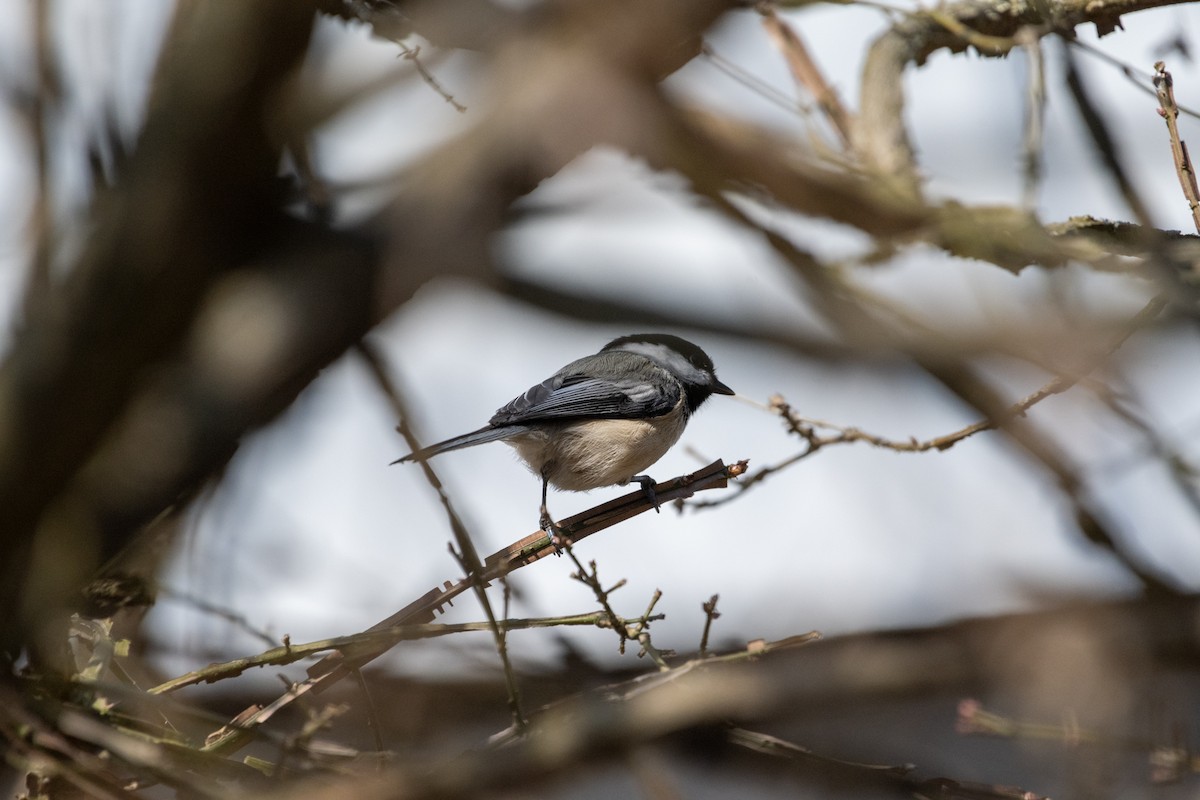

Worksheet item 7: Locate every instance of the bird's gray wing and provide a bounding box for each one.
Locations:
[490,372,679,425]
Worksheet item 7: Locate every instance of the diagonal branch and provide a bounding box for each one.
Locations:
[356,341,527,731]
[195,458,744,756]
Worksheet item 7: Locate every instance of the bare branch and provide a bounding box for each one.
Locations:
[759,5,854,148]
[1153,61,1200,234]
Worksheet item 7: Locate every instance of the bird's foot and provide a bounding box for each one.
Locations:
[540,507,567,555]
[631,475,660,513]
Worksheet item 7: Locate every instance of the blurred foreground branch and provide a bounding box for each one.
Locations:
[244,593,1200,800]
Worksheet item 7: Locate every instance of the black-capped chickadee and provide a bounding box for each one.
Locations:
[393,333,734,539]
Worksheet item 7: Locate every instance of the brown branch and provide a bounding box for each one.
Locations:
[698,594,720,657]
[261,592,1200,800]
[854,0,1193,188]
[0,1,321,656]
[1018,27,1047,210]
[355,341,526,732]
[758,4,854,148]
[1064,48,1156,227]
[1154,61,1200,234]
[689,387,1024,510]
[1064,50,1200,307]
[194,458,744,756]
[150,611,663,695]
[563,549,633,654]
[727,726,914,778]
[922,360,1180,596]
[23,0,58,319]
[633,589,668,667]
[397,42,466,113]
[692,293,1167,511]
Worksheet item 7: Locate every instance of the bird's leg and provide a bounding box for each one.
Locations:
[631,474,660,513]
[539,473,566,554]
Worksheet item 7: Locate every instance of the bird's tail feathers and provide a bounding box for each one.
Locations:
[390,425,521,465]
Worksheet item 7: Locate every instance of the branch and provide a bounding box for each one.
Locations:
[854,0,1193,188]
[150,611,663,695]
[1154,61,1200,234]
[194,458,745,756]
[355,341,529,731]
[0,1,320,655]
[758,5,854,148]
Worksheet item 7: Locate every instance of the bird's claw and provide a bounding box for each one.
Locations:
[632,475,660,513]
[540,509,567,556]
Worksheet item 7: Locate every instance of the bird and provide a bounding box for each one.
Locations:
[392,333,734,544]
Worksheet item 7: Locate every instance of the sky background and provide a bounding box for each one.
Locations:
[3,1,1200,681]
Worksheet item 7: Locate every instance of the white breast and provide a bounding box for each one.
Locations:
[506,400,689,492]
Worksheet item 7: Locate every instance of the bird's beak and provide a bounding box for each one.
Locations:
[712,378,735,396]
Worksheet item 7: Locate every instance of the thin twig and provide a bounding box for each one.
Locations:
[447,543,527,732]
[1064,49,1155,227]
[692,294,1167,510]
[356,341,526,732]
[604,632,822,703]
[728,725,913,775]
[151,611,664,694]
[698,594,720,657]
[1072,38,1200,120]
[397,42,466,113]
[758,4,854,147]
[351,669,385,758]
[1083,378,1200,519]
[1018,27,1046,211]
[635,590,671,669]
[564,548,631,654]
[23,0,58,318]
[279,702,349,775]
[1153,61,1200,234]
[699,41,812,119]
[635,589,664,641]
[956,696,1194,772]
[636,628,674,671]
[159,587,280,649]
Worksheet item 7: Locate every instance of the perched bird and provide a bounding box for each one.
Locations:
[392,333,734,540]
